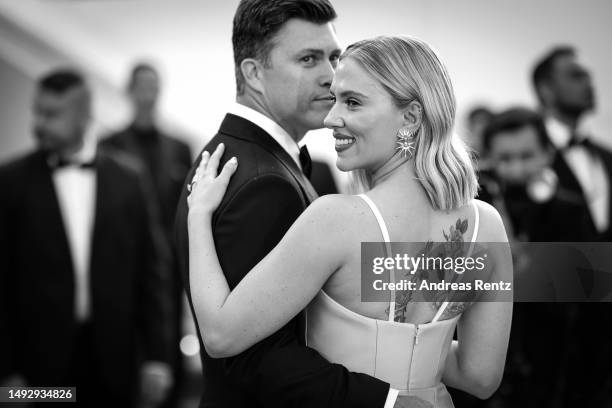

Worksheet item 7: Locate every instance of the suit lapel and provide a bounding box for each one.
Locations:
[219,114,318,203]
[553,152,584,197]
[591,143,612,238]
[90,153,108,285]
[554,143,612,239]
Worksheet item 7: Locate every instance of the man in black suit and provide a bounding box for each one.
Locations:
[0,69,173,407]
[174,1,411,407]
[101,63,193,407]
[533,46,612,242]
[530,47,612,406]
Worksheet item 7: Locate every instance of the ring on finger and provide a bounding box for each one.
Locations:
[187,174,201,192]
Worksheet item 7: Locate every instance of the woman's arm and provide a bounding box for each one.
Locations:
[442,201,513,399]
[187,144,347,357]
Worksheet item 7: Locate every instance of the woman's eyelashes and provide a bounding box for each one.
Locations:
[345,98,361,108]
[329,94,361,110]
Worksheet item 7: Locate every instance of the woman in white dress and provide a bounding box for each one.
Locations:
[186,35,512,407]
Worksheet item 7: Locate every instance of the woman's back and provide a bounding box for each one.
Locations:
[306,190,482,407]
[320,184,482,323]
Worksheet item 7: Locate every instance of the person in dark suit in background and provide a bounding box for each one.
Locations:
[533,46,612,242]
[530,46,612,408]
[482,107,590,242]
[101,63,192,407]
[466,105,494,164]
[175,1,412,407]
[0,69,173,407]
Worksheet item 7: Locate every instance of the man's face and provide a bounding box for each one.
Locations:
[489,125,550,186]
[130,69,160,110]
[33,87,89,154]
[260,19,341,137]
[549,54,595,115]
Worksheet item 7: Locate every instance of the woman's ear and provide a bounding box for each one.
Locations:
[402,100,423,130]
[240,58,266,94]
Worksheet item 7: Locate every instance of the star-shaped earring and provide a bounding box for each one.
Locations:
[396,127,416,158]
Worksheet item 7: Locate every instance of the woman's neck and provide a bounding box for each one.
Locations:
[370,151,412,187]
[368,152,426,202]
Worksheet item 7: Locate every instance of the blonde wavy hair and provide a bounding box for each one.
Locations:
[343,35,477,211]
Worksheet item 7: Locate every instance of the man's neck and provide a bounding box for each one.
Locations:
[57,140,84,159]
[545,107,581,131]
[236,94,305,143]
[133,109,155,129]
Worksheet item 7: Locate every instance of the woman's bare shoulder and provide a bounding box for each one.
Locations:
[305,194,370,218]
[299,194,379,242]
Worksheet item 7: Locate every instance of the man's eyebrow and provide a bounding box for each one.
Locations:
[297,49,325,56]
[297,48,342,56]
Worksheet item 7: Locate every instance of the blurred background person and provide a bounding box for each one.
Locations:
[466,105,496,205]
[466,105,494,164]
[100,63,192,407]
[479,108,589,408]
[531,45,612,407]
[0,69,173,408]
[482,107,590,242]
[533,45,612,242]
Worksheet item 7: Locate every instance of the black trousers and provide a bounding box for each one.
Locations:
[56,323,133,408]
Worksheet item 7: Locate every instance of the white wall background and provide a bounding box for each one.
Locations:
[1,0,611,168]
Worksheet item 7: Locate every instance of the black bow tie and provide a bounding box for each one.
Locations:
[564,136,593,151]
[48,155,96,170]
[299,145,312,179]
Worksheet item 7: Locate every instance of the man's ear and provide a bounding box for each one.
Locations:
[240,58,266,94]
[537,82,555,107]
[402,100,423,130]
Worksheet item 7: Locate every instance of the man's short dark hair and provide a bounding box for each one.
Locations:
[483,107,550,152]
[128,62,158,90]
[531,45,575,104]
[467,106,494,125]
[232,0,337,94]
[38,69,86,95]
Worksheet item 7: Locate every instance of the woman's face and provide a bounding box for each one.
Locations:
[324,57,405,172]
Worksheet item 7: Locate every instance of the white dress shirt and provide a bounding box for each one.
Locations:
[228,103,302,169]
[51,130,97,322]
[546,116,609,232]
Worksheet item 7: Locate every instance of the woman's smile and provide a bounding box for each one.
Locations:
[333,133,356,152]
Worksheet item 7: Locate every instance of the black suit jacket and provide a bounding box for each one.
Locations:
[552,140,612,241]
[174,114,389,408]
[100,126,192,376]
[101,125,192,233]
[310,160,339,196]
[0,149,172,397]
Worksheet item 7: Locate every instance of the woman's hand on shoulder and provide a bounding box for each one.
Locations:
[187,143,238,219]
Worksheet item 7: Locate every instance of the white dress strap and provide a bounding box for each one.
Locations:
[431,301,449,323]
[358,194,391,242]
[467,200,480,257]
[470,201,480,243]
[357,194,396,322]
